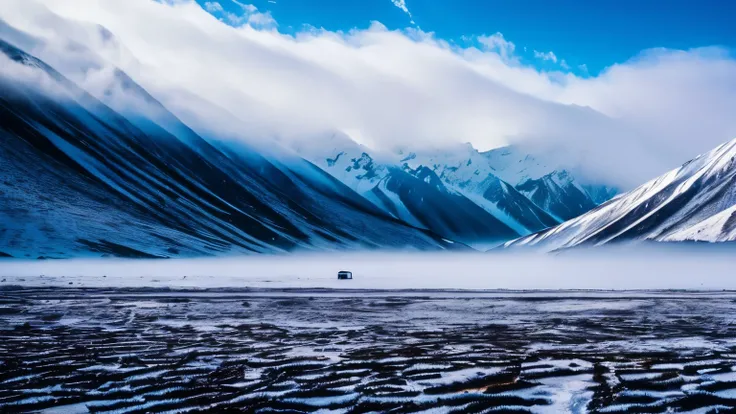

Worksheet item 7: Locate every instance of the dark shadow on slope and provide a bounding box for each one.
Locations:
[0,37,460,256]
[76,239,167,259]
[482,175,559,232]
[382,167,519,244]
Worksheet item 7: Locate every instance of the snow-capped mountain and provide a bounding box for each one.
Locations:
[403,144,616,229]
[0,38,460,258]
[0,18,616,257]
[295,136,614,247]
[398,144,558,235]
[482,146,616,221]
[292,135,520,247]
[505,138,736,251]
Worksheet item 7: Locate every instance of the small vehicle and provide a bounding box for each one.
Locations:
[337,270,353,280]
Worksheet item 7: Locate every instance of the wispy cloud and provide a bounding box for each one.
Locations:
[477,32,516,62]
[390,0,415,25]
[533,50,558,63]
[219,0,275,28]
[203,1,223,13]
[247,12,275,27]
[230,0,253,11]
[3,0,736,190]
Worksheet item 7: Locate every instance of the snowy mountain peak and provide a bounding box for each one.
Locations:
[402,164,450,193]
[290,134,615,247]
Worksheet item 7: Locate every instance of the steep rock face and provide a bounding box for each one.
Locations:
[480,175,559,232]
[482,146,612,221]
[398,144,611,234]
[381,167,519,245]
[515,171,597,222]
[506,138,736,251]
[0,39,457,258]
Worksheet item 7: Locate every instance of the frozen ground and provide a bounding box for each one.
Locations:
[1,248,736,290]
[2,250,736,412]
[2,288,736,413]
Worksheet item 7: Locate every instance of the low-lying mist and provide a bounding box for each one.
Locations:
[0,245,734,290]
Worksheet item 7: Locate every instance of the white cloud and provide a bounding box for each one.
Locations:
[477,32,516,62]
[390,0,415,25]
[224,12,241,25]
[391,0,409,14]
[203,1,223,13]
[217,1,275,28]
[0,52,72,100]
[230,0,255,12]
[533,49,558,63]
[2,0,736,190]
[246,10,275,27]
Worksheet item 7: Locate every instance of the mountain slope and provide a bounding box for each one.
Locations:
[505,138,736,251]
[663,205,736,243]
[294,135,618,246]
[0,38,458,258]
[378,166,520,244]
[394,143,614,235]
[482,146,612,221]
[398,144,560,235]
[292,135,520,246]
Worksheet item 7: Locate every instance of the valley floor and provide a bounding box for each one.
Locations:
[2,288,736,413]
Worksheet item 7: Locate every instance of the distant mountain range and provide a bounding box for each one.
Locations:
[506,137,736,251]
[3,5,736,261]
[4,20,734,259]
[292,134,615,249]
[0,21,620,258]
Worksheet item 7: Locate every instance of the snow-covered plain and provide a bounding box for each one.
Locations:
[5,287,736,412]
[1,247,734,290]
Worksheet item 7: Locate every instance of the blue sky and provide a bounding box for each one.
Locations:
[198,0,735,75]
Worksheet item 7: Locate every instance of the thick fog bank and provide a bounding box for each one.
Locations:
[0,247,734,290]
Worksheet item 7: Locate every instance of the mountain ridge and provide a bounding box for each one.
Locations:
[0,20,619,257]
[0,37,462,258]
[293,134,615,247]
[505,137,736,251]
